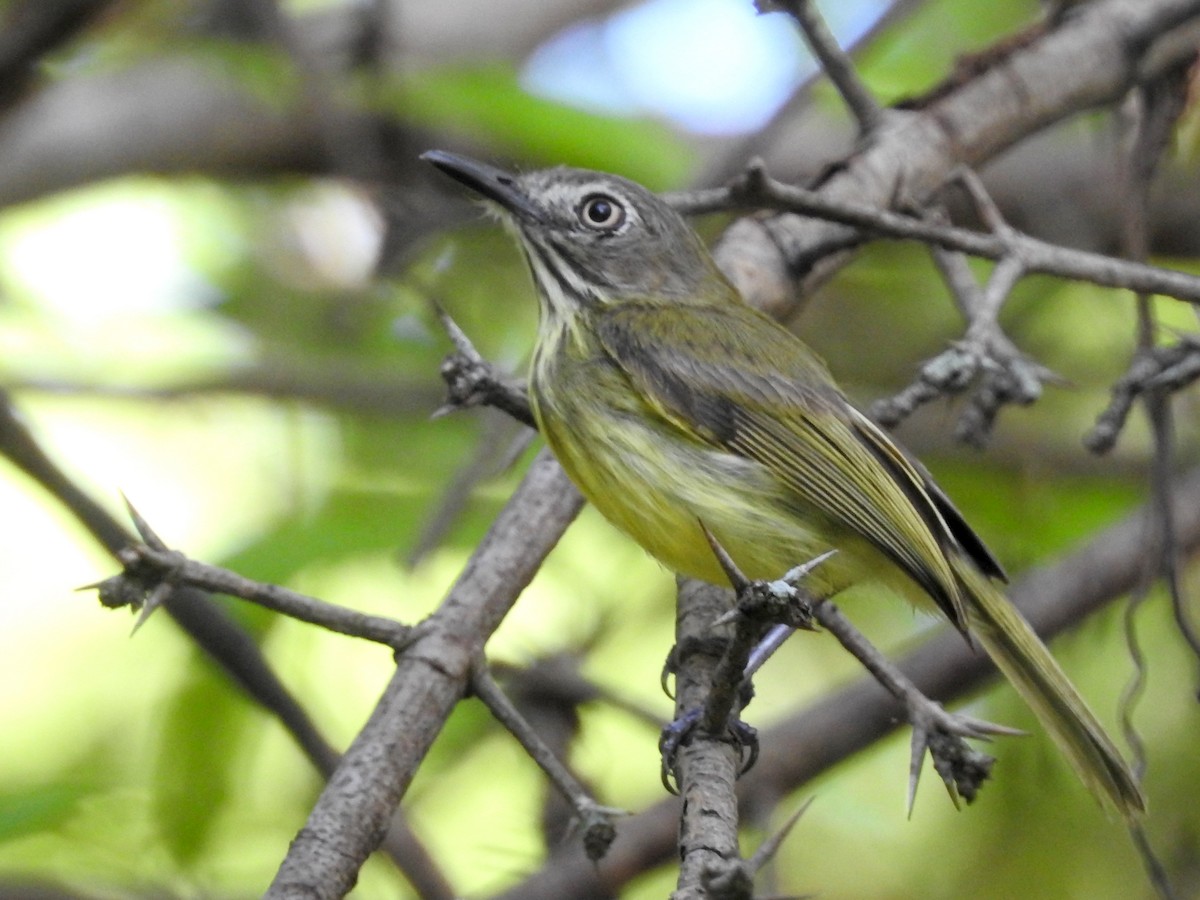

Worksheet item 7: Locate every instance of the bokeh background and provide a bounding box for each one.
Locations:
[1,0,1198,897]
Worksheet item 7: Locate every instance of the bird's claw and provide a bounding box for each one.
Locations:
[659,710,760,793]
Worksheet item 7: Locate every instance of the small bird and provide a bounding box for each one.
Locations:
[423,149,1145,818]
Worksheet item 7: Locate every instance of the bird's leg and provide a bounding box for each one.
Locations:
[659,528,828,789]
[659,628,759,792]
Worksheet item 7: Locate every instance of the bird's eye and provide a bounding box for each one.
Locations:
[579,194,625,231]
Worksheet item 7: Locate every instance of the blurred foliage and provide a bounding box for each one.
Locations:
[393,65,693,187]
[0,0,1197,898]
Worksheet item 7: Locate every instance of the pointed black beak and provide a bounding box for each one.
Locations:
[421,150,544,223]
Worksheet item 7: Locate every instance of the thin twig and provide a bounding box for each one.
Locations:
[471,660,623,861]
[493,655,667,732]
[875,205,1057,443]
[1102,74,1182,900]
[762,0,883,133]
[1118,65,1200,687]
[104,542,412,646]
[4,367,444,418]
[406,411,534,568]
[706,0,924,185]
[1085,336,1200,452]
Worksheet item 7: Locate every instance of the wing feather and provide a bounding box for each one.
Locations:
[595,302,982,627]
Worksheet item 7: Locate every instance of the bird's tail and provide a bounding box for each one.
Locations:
[955,559,1146,819]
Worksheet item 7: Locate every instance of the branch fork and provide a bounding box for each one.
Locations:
[1087,334,1200,453]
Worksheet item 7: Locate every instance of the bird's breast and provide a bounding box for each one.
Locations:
[529,348,866,594]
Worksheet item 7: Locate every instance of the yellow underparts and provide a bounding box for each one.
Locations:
[531,350,928,608]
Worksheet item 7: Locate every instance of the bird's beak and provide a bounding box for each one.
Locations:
[421,150,544,223]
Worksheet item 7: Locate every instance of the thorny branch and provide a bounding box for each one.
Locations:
[266,450,584,899]
[98,538,411,647]
[9,0,1200,897]
[434,306,535,428]
[695,528,819,740]
[667,526,1021,896]
[873,172,1062,444]
[809,599,1018,810]
[668,161,1200,305]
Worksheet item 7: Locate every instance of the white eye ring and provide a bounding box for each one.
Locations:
[578,194,625,230]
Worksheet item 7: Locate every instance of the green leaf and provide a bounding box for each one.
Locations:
[0,783,86,843]
[389,65,693,188]
[153,659,257,866]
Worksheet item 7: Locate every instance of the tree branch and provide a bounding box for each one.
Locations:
[762,0,883,134]
[97,540,411,646]
[703,0,1200,318]
[670,162,1200,306]
[266,449,583,898]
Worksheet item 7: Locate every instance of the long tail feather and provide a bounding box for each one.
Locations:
[955,560,1146,819]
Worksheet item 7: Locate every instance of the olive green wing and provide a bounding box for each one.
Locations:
[595,301,982,627]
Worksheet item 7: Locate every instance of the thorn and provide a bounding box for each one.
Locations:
[710,607,741,629]
[952,166,1008,233]
[435,304,483,361]
[744,623,797,679]
[747,797,814,874]
[952,714,1026,739]
[907,726,926,819]
[698,520,750,593]
[781,549,837,585]
[943,779,963,811]
[131,581,172,635]
[121,493,167,550]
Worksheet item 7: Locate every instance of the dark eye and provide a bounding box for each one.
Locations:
[579,194,625,230]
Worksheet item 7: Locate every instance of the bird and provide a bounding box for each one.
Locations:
[422,148,1145,818]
